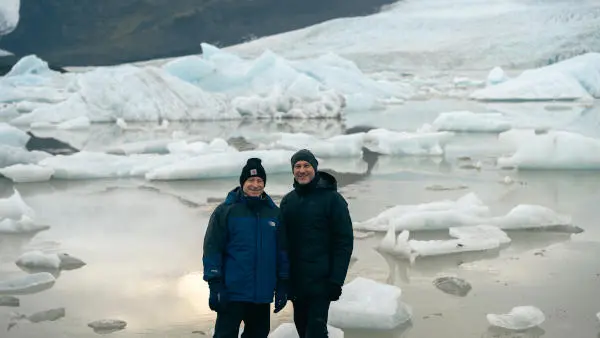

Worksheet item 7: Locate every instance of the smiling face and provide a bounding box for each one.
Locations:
[293,160,316,185]
[242,176,265,197]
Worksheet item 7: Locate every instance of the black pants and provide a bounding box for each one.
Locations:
[213,302,270,338]
[292,298,331,338]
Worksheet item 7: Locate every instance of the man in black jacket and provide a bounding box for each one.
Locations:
[280,149,354,337]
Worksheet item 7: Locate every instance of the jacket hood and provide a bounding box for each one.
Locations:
[224,186,277,209]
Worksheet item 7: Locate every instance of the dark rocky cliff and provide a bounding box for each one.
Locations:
[0,0,397,67]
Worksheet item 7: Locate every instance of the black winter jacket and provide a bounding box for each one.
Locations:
[280,171,354,298]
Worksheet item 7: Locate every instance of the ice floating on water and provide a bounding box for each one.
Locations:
[355,192,490,232]
[358,192,578,233]
[328,277,411,330]
[14,251,84,273]
[167,138,237,156]
[259,132,365,157]
[146,149,294,181]
[487,306,545,330]
[431,111,512,133]
[0,123,29,148]
[363,128,453,156]
[487,66,509,86]
[0,295,19,307]
[9,307,65,330]
[471,53,600,102]
[0,216,49,235]
[0,163,54,182]
[0,189,35,220]
[497,129,600,170]
[433,276,472,297]
[0,0,20,36]
[269,323,343,338]
[0,272,56,295]
[0,145,51,168]
[16,251,61,272]
[449,225,512,245]
[88,319,127,333]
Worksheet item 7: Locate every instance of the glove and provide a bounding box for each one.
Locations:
[273,279,289,313]
[327,282,342,301]
[208,279,228,312]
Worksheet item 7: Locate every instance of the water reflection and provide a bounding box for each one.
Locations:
[343,320,413,338]
[482,326,545,338]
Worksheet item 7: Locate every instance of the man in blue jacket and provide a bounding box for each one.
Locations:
[203,158,290,338]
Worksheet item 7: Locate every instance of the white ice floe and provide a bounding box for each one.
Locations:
[329,277,411,330]
[487,306,545,330]
[487,66,509,86]
[355,192,490,232]
[0,216,49,235]
[15,251,61,271]
[167,138,237,156]
[0,272,56,295]
[0,123,29,148]
[15,251,86,272]
[258,132,365,158]
[449,225,512,245]
[471,53,600,102]
[0,163,54,182]
[358,192,578,233]
[87,319,127,333]
[145,149,295,181]
[497,129,600,170]
[363,128,453,156]
[269,323,343,338]
[0,0,20,36]
[431,111,512,133]
[0,189,35,220]
[0,145,51,169]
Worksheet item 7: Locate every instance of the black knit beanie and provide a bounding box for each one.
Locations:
[240,158,267,187]
[290,149,318,171]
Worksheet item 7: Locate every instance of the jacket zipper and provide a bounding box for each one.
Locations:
[255,211,260,302]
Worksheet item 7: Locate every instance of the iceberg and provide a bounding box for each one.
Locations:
[146,150,295,181]
[363,128,454,156]
[0,272,56,295]
[0,216,49,235]
[0,163,54,182]
[0,188,34,220]
[0,145,51,168]
[258,132,365,157]
[15,251,61,271]
[431,111,512,133]
[487,306,545,330]
[471,53,600,102]
[0,122,29,147]
[0,0,19,36]
[497,129,600,170]
[329,277,411,330]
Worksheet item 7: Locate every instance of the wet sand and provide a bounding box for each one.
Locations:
[0,152,599,337]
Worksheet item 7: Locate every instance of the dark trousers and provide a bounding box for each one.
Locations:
[292,298,331,338]
[213,302,270,338]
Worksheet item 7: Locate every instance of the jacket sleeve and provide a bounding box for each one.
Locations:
[276,212,290,280]
[202,204,228,282]
[328,192,354,286]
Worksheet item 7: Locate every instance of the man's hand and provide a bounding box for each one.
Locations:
[208,279,228,312]
[274,279,289,313]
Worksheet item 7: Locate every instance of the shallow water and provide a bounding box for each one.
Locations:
[1,101,600,337]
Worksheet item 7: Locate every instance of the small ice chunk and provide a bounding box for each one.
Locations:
[409,237,500,257]
[596,312,600,322]
[486,306,545,330]
[0,123,30,148]
[492,205,573,231]
[0,272,56,295]
[15,251,61,272]
[269,323,343,338]
[0,164,54,183]
[57,253,86,270]
[329,277,411,330]
[487,66,508,86]
[0,296,19,307]
[0,189,35,220]
[8,307,66,331]
[433,276,472,297]
[88,319,127,333]
[431,111,512,133]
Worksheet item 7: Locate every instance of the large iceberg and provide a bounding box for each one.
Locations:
[497,129,600,170]
[471,53,600,102]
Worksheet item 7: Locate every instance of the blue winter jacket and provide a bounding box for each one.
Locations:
[202,187,289,303]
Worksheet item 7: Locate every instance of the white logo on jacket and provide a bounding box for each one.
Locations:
[268,221,276,227]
